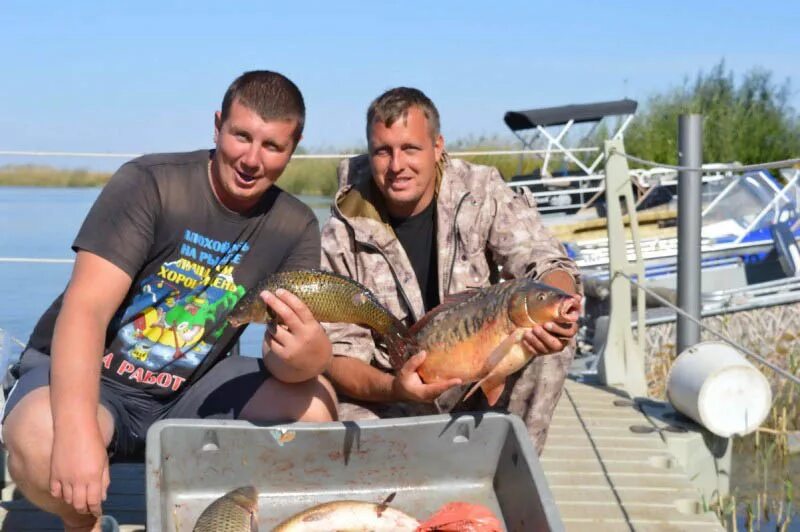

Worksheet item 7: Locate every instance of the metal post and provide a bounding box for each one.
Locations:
[677,115,703,354]
[597,139,648,397]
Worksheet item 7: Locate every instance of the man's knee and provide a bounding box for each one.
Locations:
[239,374,338,423]
[2,388,55,484]
[300,375,339,422]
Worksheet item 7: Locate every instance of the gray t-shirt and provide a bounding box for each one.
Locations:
[28,150,320,399]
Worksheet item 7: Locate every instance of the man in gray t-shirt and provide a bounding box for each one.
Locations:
[1,71,337,531]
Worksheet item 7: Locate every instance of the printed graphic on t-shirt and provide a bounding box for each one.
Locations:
[104,229,251,393]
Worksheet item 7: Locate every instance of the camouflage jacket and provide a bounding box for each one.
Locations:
[320,154,582,369]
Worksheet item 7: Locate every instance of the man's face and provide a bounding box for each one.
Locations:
[368,106,444,218]
[211,99,299,213]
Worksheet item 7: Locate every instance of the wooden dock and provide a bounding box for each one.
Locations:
[0,462,145,531]
[541,379,725,531]
[0,378,725,531]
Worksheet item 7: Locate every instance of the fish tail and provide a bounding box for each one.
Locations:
[383,325,417,371]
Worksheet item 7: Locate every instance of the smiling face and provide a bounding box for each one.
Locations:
[368,106,444,218]
[211,98,299,213]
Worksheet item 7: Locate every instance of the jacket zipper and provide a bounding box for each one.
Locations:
[445,192,471,294]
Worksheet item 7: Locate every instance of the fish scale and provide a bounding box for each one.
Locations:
[418,286,514,349]
[192,486,258,532]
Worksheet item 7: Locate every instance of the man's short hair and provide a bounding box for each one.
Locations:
[366,87,441,141]
[220,70,306,140]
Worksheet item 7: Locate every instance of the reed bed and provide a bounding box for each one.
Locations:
[0,150,552,193]
[644,317,800,531]
[0,165,111,187]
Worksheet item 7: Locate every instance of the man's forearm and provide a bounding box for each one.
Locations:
[50,304,106,434]
[540,269,578,295]
[326,355,397,402]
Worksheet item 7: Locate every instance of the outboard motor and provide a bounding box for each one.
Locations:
[770,221,800,277]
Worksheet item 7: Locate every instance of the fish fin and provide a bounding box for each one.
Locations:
[376,491,396,518]
[482,381,506,406]
[383,328,417,371]
[481,329,526,375]
[408,289,480,335]
[461,330,524,404]
[463,378,506,407]
[463,379,483,403]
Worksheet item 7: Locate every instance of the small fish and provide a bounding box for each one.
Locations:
[273,499,420,531]
[227,269,414,366]
[192,485,258,532]
[412,278,580,406]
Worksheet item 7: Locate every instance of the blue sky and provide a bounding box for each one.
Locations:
[1,0,798,171]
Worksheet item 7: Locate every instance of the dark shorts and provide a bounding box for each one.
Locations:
[2,348,270,462]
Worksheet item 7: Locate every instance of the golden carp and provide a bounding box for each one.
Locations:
[227,269,413,366]
[411,278,580,406]
[273,499,420,531]
[192,485,258,532]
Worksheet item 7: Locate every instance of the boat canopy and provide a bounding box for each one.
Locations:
[504,99,639,131]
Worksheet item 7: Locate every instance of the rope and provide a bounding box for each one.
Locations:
[613,271,800,386]
[0,148,598,160]
[610,148,800,173]
[0,328,26,349]
[0,257,74,264]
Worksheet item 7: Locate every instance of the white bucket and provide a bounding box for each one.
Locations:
[666,341,773,438]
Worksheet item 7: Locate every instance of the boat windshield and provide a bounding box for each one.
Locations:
[702,171,799,240]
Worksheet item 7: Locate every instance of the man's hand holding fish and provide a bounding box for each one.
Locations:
[259,288,333,384]
[391,351,462,404]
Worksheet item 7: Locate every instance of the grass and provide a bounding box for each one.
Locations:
[0,150,558,194]
[710,439,798,531]
[0,165,111,187]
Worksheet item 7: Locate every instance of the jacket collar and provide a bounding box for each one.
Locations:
[333,154,470,244]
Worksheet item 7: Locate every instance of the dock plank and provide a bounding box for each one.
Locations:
[541,379,725,531]
[0,463,146,531]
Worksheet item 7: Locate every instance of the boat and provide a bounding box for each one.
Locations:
[504,98,641,216]
[566,167,800,295]
[501,99,800,302]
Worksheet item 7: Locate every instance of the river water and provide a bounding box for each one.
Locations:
[0,186,332,361]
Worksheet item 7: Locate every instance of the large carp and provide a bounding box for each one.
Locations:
[192,486,258,532]
[412,278,580,406]
[227,269,413,366]
[273,499,420,531]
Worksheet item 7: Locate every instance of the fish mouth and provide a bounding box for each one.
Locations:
[558,297,581,322]
[227,314,245,327]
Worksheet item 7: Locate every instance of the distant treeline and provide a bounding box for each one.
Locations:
[624,61,800,166]
[2,62,798,195]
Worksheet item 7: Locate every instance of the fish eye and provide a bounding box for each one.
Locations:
[537,293,546,301]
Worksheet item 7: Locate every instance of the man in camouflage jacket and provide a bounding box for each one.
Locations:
[320,87,582,453]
